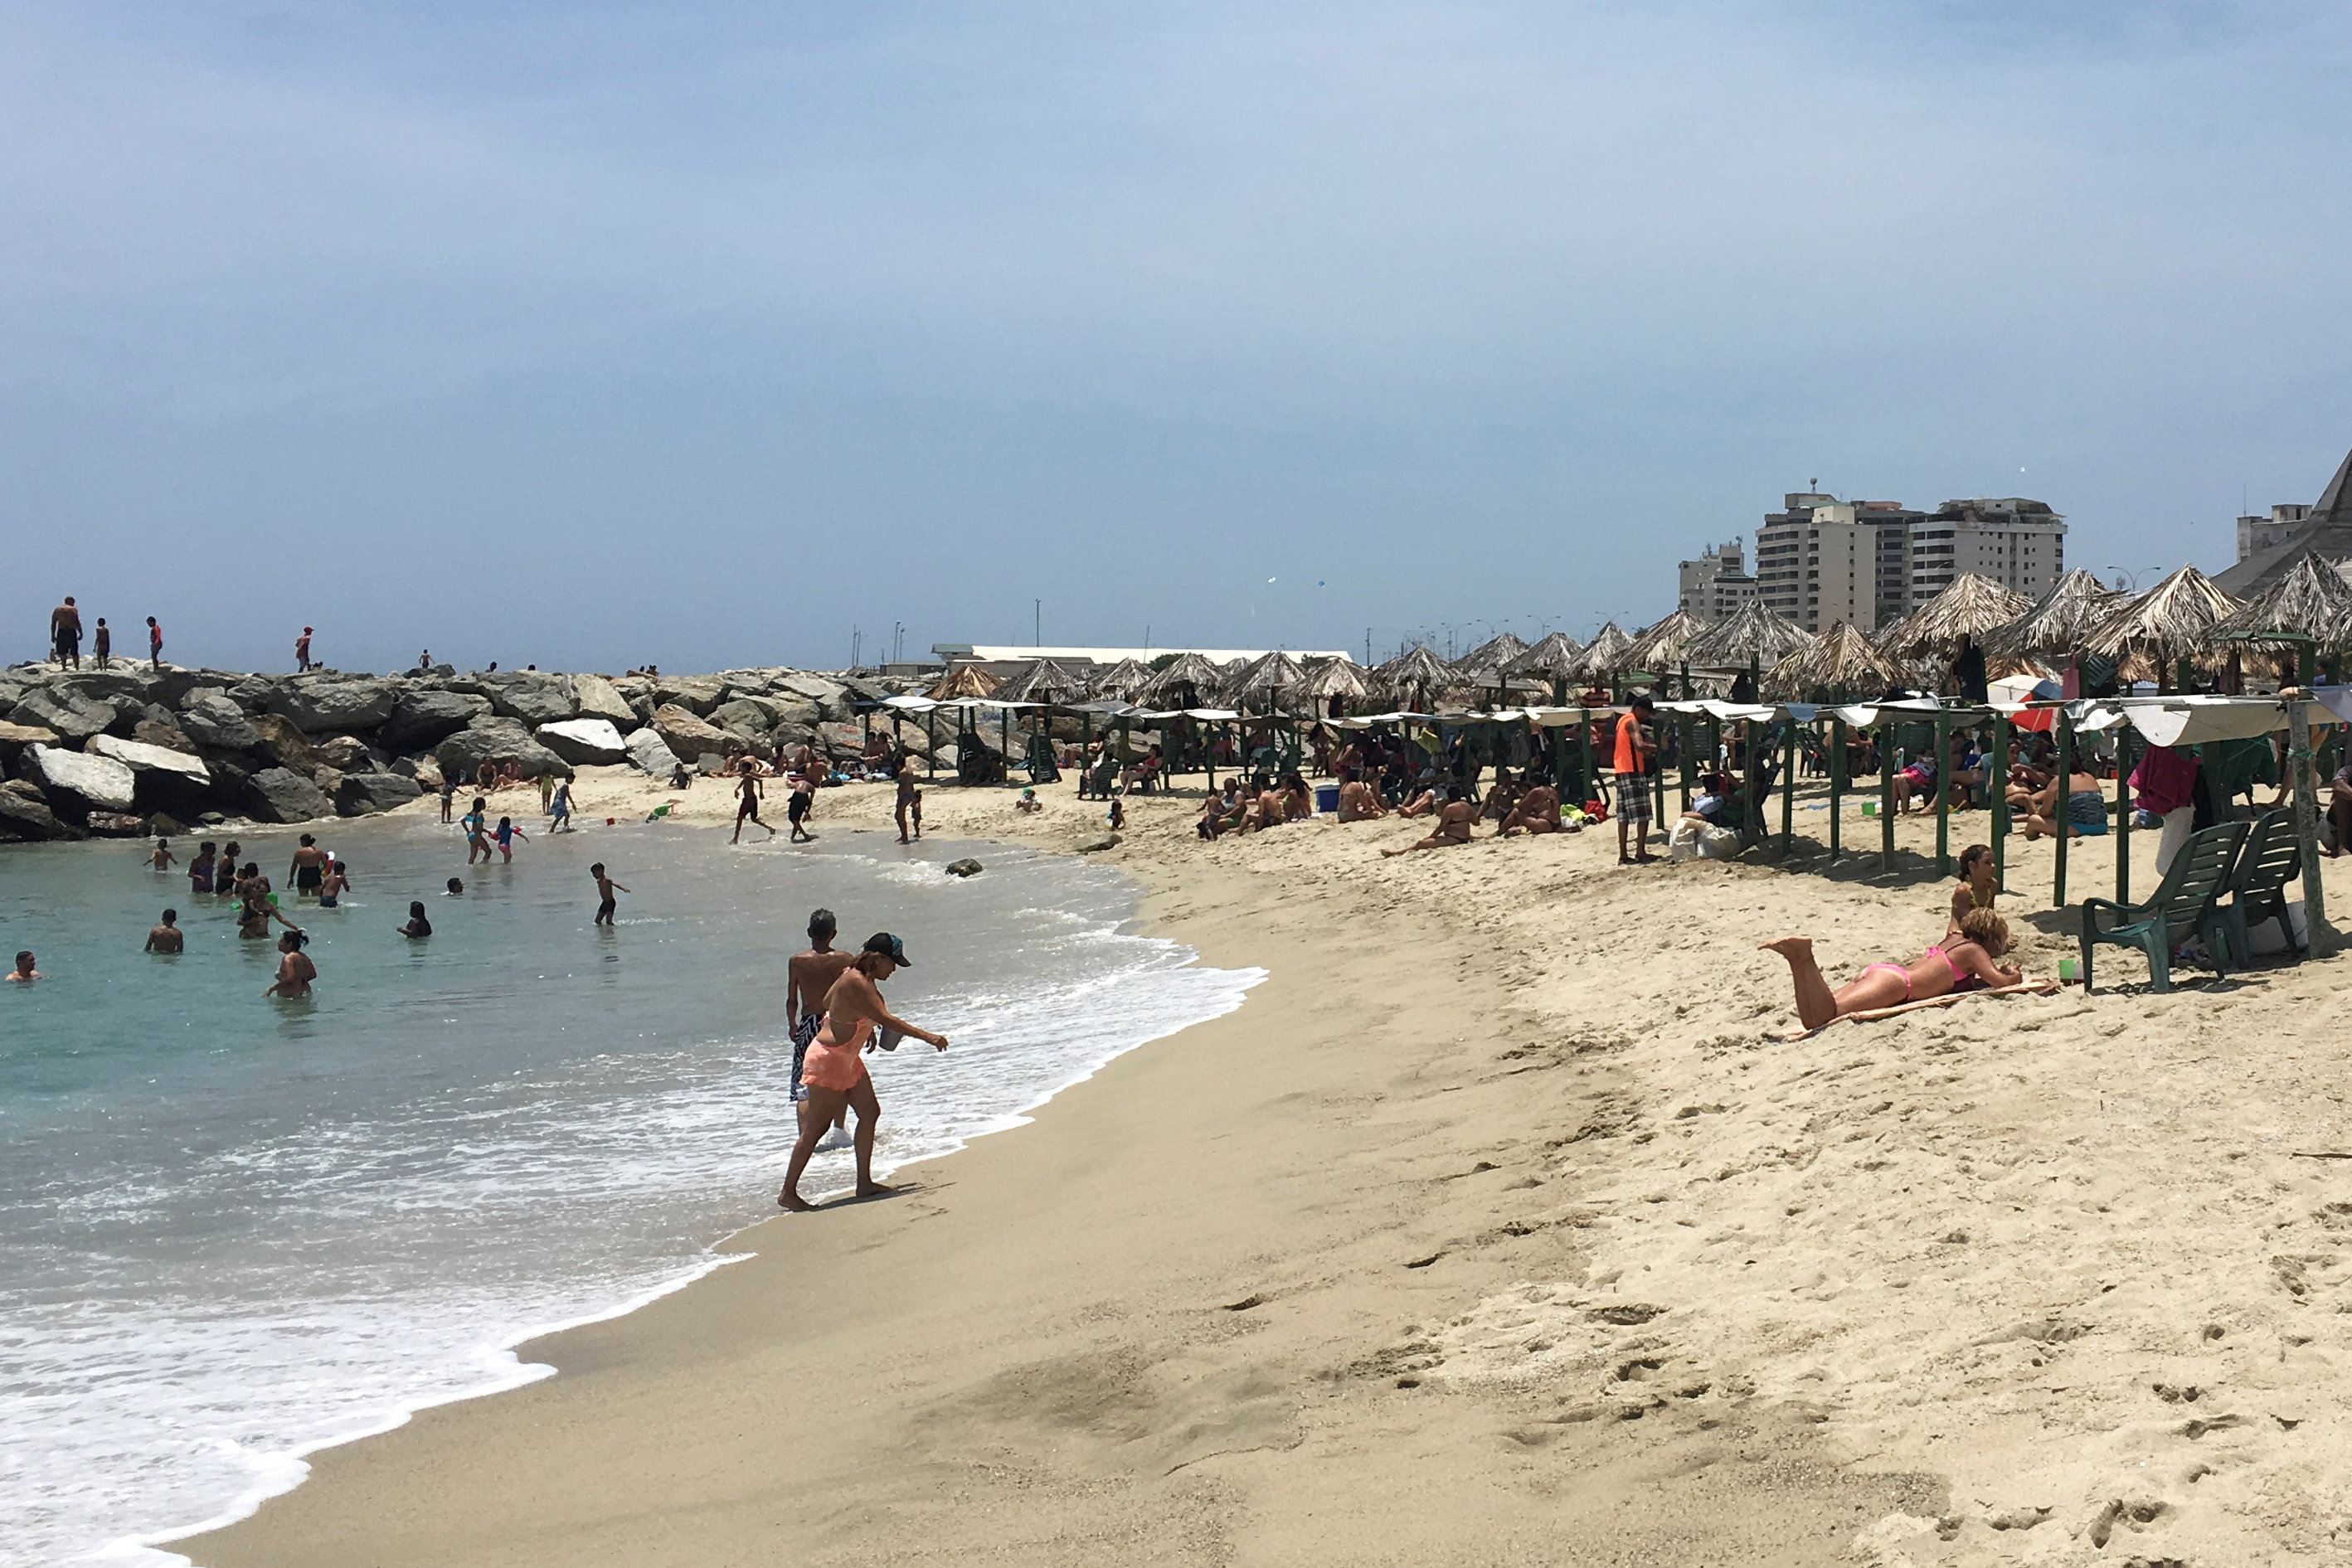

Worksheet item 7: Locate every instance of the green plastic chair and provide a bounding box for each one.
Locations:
[2215,808,2305,968]
[2079,819,2247,993]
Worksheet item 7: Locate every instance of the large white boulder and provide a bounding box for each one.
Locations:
[536,718,628,766]
[88,734,212,788]
[26,744,137,812]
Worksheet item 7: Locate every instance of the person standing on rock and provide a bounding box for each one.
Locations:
[50,597,81,669]
[148,615,163,670]
[295,627,314,672]
[92,618,111,669]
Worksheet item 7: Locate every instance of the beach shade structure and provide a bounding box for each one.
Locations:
[1134,651,1226,710]
[1450,631,1530,686]
[1373,644,1455,708]
[2208,551,2352,679]
[991,658,1088,705]
[1622,610,1708,692]
[1086,657,1154,701]
[1504,630,1586,703]
[1571,622,1636,685]
[1298,654,1369,706]
[1990,569,2122,659]
[926,664,1001,700]
[1224,649,1310,709]
[1873,572,2034,663]
[1762,620,1905,701]
[1684,600,1815,673]
[2082,565,2243,687]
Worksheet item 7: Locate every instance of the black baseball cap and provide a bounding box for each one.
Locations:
[863,932,911,967]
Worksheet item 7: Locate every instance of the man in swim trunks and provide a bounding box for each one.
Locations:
[778,933,948,1211]
[146,910,184,953]
[1382,785,1478,856]
[148,837,177,871]
[1761,909,2019,1032]
[7,950,37,982]
[787,777,816,842]
[896,769,921,843]
[1615,694,1658,865]
[590,863,627,925]
[51,596,81,669]
[786,909,858,1104]
[732,771,775,843]
[289,833,328,900]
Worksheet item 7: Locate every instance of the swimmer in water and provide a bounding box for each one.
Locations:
[445,877,464,896]
[148,837,177,871]
[318,861,351,909]
[590,863,628,925]
[263,930,317,998]
[188,842,218,895]
[397,901,433,939]
[289,833,328,901]
[493,815,527,863]
[145,910,184,953]
[7,949,38,982]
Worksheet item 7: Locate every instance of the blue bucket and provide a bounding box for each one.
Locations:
[1314,784,1340,814]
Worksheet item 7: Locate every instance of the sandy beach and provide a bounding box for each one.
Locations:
[179,768,2352,1566]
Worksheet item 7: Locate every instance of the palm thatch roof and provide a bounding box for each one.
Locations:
[1373,644,1455,703]
[1504,630,1583,679]
[1762,621,1904,701]
[928,664,1001,700]
[1684,601,1815,670]
[2207,551,2352,651]
[1622,609,1708,672]
[1086,657,1154,701]
[1451,631,1530,685]
[991,658,1088,704]
[1990,569,2122,658]
[1572,622,1635,681]
[1874,573,2034,661]
[1299,655,1369,701]
[2082,566,2243,664]
[1134,652,1227,706]
[1225,649,1310,700]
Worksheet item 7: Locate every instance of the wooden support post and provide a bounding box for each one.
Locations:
[1990,712,2011,892]
[1933,706,1951,876]
[1781,721,1796,852]
[1579,708,1596,812]
[1828,716,1844,859]
[1879,721,1895,872]
[2113,724,2135,907]
[2052,708,2074,910]
[2288,694,2331,957]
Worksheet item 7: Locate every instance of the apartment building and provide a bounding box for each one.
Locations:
[1907,498,2065,604]
[1753,493,1913,633]
[1675,541,1757,623]
[2236,503,2312,562]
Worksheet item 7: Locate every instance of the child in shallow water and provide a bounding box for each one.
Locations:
[397,902,432,939]
[318,862,352,909]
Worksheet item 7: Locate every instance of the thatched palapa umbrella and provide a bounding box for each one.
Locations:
[2082,565,2243,679]
[1504,631,1584,703]
[1874,572,2033,662]
[2208,551,2352,663]
[1086,657,1154,701]
[1622,609,1708,689]
[1572,622,1636,685]
[1450,631,1530,685]
[928,664,1001,700]
[1684,600,1815,672]
[1373,644,1455,709]
[1225,650,1310,710]
[1763,621,1903,701]
[1299,655,1369,706]
[992,658,1087,704]
[1134,652,1226,708]
[1993,569,2121,658]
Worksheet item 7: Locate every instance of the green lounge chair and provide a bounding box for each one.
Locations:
[2079,819,2248,993]
[2215,808,2305,968]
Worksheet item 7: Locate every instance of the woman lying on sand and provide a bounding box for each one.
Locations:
[1762,908,2019,1031]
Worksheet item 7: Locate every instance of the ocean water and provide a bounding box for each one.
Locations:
[0,813,1260,1566]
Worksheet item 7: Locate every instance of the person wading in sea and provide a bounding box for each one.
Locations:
[785,910,859,1150]
[778,934,946,1211]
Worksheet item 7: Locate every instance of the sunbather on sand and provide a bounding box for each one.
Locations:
[1498,781,1563,835]
[1383,787,1476,856]
[1336,773,1386,822]
[1762,909,2019,1031]
[1394,784,1439,818]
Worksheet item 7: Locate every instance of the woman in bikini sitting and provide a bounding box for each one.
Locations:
[777,933,948,1211]
[1946,842,1999,938]
[1762,908,2019,1032]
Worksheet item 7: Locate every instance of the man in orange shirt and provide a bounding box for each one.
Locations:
[1615,692,1658,865]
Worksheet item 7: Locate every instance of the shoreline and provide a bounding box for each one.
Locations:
[174,774,2352,1566]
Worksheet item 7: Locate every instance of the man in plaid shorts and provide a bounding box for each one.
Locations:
[1615,692,1659,865]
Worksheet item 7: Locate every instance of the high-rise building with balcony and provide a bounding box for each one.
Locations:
[1676,541,1757,623]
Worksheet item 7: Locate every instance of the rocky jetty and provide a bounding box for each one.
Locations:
[0,663,918,841]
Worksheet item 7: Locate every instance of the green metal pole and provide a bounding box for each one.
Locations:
[1781,721,1796,852]
[1679,711,1694,813]
[1829,716,1844,861]
[1990,712,2010,893]
[1081,711,1094,797]
[1879,720,1895,872]
[1933,706,1951,877]
[2113,724,2134,907]
[2288,694,2331,957]
[926,710,937,782]
[2052,709,2074,910]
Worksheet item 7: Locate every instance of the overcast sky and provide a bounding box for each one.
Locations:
[5,2,2349,674]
